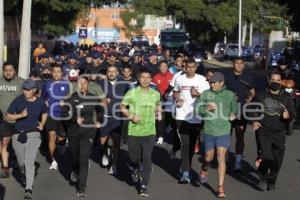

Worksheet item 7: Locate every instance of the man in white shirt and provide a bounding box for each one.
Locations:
[173,58,210,184]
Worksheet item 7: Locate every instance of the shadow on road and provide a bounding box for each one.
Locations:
[0,183,5,200]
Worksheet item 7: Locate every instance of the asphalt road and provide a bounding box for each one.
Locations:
[1,125,300,200]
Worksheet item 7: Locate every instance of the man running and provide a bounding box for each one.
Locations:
[121,68,162,196]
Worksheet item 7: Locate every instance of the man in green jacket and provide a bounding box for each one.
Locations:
[195,72,237,198]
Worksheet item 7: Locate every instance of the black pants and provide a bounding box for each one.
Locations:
[102,131,121,166]
[177,121,202,172]
[69,132,95,190]
[257,128,285,185]
[128,135,155,186]
[164,112,179,151]
[232,118,247,155]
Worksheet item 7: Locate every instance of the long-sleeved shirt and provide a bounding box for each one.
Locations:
[195,87,237,136]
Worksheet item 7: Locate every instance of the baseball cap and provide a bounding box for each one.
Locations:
[92,52,104,59]
[68,53,77,59]
[22,79,36,90]
[209,72,225,83]
[150,51,158,57]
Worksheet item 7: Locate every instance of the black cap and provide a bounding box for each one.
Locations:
[209,72,225,83]
[22,79,36,90]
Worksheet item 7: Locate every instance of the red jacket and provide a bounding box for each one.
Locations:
[152,71,173,96]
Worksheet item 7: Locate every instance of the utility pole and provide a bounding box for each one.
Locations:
[18,0,32,79]
[0,0,4,76]
[238,0,242,56]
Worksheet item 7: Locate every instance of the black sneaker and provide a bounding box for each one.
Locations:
[257,174,268,191]
[24,189,32,199]
[77,189,88,197]
[131,168,140,183]
[139,185,149,197]
[0,167,10,178]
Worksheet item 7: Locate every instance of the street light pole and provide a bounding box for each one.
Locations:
[238,0,242,57]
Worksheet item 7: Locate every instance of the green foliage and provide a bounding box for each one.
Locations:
[4,0,126,35]
[118,9,145,39]
[131,0,288,43]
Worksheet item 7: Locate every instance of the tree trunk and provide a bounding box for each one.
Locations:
[249,22,253,46]
[242,23,247,46]
[0,0,4,76]
[18,0,32,79]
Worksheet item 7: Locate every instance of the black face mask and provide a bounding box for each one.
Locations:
[42,73,52,80]
[269,82,281,91]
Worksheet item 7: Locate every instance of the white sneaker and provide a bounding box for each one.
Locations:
[70,171,78,182]
[102,154,109,167]
[108,165,117,175]
[49,160,58,170]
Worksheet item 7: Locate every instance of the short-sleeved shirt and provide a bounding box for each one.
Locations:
[0,77,24,121]
[7,95,47,132]
[122,87,160,137]
[225,71,255,104]
[42,79,69,118]
[173,74,210,123]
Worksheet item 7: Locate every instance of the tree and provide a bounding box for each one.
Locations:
[4,0,127,36]
[118,9,145,39]
[130,0,287,47]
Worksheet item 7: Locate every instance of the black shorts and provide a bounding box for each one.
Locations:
[0,122,14,138]
[44,117,66,137]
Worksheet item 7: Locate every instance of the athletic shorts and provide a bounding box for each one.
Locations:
[0,122,14,138]
[44,117,66,137]
[203,134,231,151]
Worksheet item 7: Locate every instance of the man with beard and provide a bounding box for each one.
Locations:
[0,63,24,178]
[252,71,295,191]
[98,65,127,175]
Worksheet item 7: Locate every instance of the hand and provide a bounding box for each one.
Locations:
[283,109,290,119]
[91,74,97,81]
[190,87,200,98]
[229,113,236,121]
[156,112,162,121]
[20,108,28,118]
[175,99,184,108]
[131,115,141,123]
[77,117,85,125]
[45,100,49,107]
[59,100,64,107]
[252,121,262,131]
[156,137,164,145]
[206,103,217,111]
[102,98,111,106]
[95,122,101,128]
[36,122,44,131]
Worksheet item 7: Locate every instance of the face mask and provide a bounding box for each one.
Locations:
[269,82,281,91]
[43,73,52,80]
[285,88,293,93]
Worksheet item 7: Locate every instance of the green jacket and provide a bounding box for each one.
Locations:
[195,87,237,136]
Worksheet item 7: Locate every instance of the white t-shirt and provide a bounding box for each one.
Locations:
[173,74,210,123]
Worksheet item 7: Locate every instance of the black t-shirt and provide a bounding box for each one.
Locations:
[143,62,160,77]
[85,64,107,75]
[225,71,255,104]
[7,95,47,132]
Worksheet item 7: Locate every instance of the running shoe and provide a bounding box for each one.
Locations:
[108,165,117,175]
[49,160,58,170]
[139,185,149,197]
[131,168,140,183]
[77,189,88,197]
[0,167,10,178]
[70,171,78,183]
[199,169,208,184]
[24,189,32,199]
[178,171,190,184]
